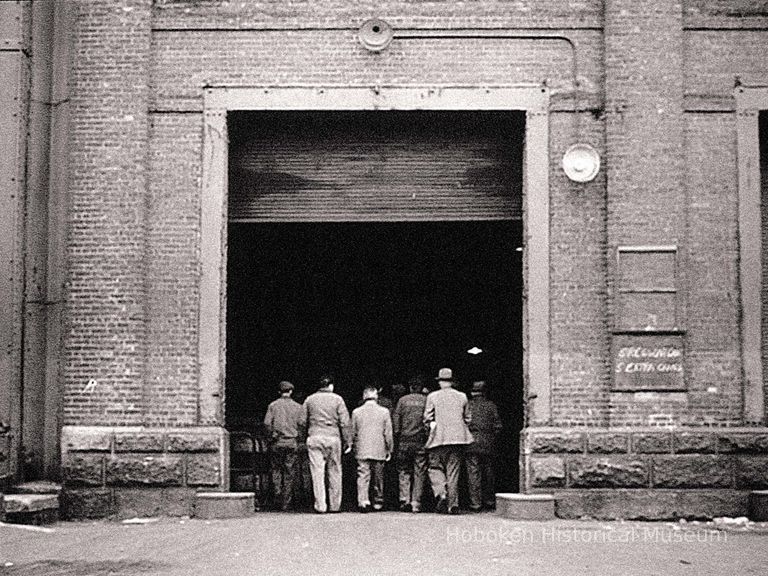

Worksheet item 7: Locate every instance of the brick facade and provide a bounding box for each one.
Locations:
[3,0,768,518]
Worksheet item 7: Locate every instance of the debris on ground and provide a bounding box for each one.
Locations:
[120,517,160,525]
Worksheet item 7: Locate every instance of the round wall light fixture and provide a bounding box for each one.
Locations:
[562,143,600,183]
[358,19,394,52]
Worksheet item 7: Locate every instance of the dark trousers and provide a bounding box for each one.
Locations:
[427,445,465,510]
[396,445,427,509]
[269,445,298,510]
[356,459,386,508]
[466,451,496,509]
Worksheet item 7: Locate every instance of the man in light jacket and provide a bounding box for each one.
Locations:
[300,375,351,514]
[351,386,394,512]
[423,367,473,514]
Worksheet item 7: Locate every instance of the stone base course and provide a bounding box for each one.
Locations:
[60,426,228,519]
[524,427,768,519]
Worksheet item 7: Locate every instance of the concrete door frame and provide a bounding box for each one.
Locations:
[198,86,551,435]
[736,85,768,425]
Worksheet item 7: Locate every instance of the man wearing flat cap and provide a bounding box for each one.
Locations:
[423,368,473,514]
[263,380,303,511]
[466,380,503,511]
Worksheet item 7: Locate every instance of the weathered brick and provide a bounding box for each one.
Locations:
[62,453,104,486]
[718,434,768,454]
[653,455,732,488]
[529,431,585,454]
[114,433,164,453]
[186,454,221,487]
[673,432,717,454]
[568,456,648,488]
[61,427,112,452]
[114,488,164,519]
[554,489,679,520]
[162,488,196,517]
[166,432,220,453]
[631,433,672,454]
[106,455,183,487]
[735,456,768,489]
[530,456,566,488]
[61,488,114,520]
[587,433,629,454]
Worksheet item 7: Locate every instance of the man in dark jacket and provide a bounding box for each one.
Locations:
[300,375,351,514]
[393,376,428,512]
[263,380,303,511]
[466,381,503,511]
[423,368,473,514]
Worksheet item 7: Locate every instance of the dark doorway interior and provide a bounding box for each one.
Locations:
[226,220,524,494]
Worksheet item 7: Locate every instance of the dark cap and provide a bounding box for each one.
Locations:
[279,381,294,393]
[471,381,487,394]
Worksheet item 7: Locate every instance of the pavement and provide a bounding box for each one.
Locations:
[2,512,768,576]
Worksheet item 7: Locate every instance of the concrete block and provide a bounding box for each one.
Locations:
[4,494,59,525]
[496,494,554,520]
[106,454,183,487]
[631,432,672,453]
[673,432,716,454]
[14,481,62,495]
[194,492,255,519]
[62,453,105,486]
[568,456,648,488]
[163,488,196,517]
[735,456,768,489]
[718,434,768,454]
[748,490,768,521]
[587,432,629,454]
[530,456,566,488]
[62,427,113,452]
[61,488,114,520]
[676,490,748,519]
[4,494,59,514]
[528,431,585,454]
[186,453,221,486]
[114,433,164,453]
[554,489,679,520]
[114,488,164,519]
[653,455,732,488]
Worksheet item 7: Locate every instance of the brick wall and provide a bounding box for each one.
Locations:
[64,0,153,425]
[57,0,768,517]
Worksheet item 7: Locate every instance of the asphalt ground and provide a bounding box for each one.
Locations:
[2,512,768,576]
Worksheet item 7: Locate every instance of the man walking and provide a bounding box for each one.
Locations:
[393,376,428,512]
[263,380,303,511]
[424,368,473,514]
[300,375,351,514]
[351,386,393,512]
[466,380,503,511]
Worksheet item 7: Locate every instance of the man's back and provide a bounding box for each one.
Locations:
[303,390,350,440]
[352,401,393,460]
[264,396,303,445]
[468,396,502,454]
[393,392,427,446]
[424,387,473,449]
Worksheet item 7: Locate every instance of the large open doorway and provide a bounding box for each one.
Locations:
[224,108,526,506]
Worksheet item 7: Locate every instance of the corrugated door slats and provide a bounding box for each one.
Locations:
[228,111,523,222]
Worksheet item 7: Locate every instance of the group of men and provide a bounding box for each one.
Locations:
[262,368,502,514]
